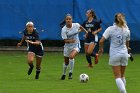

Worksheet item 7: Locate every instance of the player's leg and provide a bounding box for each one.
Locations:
[61,56,69,80]
[61,47,70,80]
[112,66,127,93]
[34,49,44,79]
[121,66,126,86]
[120,56,128,86]
[110,57,127,93]
[27,52,35,75]
[35,55,42,79]
[87,42,99,65]
[68,48,79,79]
[84,43,92,67]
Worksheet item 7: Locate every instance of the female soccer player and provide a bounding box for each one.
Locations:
[98,13,130,93]
[82,9,102,67]
[61,14,88,80]
[17,22,44,79]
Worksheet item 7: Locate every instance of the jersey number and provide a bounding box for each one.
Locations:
[117,35,123,45]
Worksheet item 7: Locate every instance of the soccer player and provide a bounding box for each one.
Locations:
[61,14,88,80]
[98,13,130,93]
[82,9,102,67]
[17,22,44,79]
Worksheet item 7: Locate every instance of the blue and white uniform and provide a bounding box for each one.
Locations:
[23,29,44,57]
[61,23,81,57]
[103,24,130,66]
[82,19,101,44]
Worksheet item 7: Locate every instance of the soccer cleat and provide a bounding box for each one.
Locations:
[68,73,73,79]
[61,75,66,80]
[27,66,34,75]
[35,70,40,79]
[35,74,39,79]
[94,53,99,64]
[88,64,93,68]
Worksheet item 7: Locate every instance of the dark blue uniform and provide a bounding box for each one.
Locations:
[23,29,44,57]
[82,19,101,44]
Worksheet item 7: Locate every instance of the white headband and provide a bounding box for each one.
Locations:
[26,21,34,26]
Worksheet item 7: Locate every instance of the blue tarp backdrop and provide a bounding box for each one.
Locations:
[0,0,140,40]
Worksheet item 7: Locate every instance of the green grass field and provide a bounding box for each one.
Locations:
[0,51,139,93]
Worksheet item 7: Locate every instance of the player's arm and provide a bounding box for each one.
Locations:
[92,27,102,35]
[98,36,105,56]
[63,39,75,43]
[79,26,88,34]
[98,27,110,56]
[61,28,76,43]
[126,41,130,50]
[17,36,26,47]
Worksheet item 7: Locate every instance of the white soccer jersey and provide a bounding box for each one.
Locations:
[103,24,130,57]
[61,23,81,48]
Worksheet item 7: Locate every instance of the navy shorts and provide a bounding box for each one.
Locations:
[27,46,44,57]
[85,38,97,45]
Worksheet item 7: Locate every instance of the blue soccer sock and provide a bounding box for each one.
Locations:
[86,55,92,65]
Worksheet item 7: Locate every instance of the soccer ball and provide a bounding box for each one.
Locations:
[79,73,89,83]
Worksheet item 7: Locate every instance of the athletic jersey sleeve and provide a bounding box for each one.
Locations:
[103,27,111,39]
[75,23,80,29]
[82,21,86,28]
[61,28,67,40]
[34,31,39,40]
[96,21,101,29]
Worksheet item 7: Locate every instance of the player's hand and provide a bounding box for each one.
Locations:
[25,40,33,44]
[83,33,88,38]
[92,31,97,35]
[17,42,22,47]
[25,40,29,43]
[98,48,103,56]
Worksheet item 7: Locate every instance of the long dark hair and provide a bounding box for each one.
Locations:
[59,14,72,28]
[89,9,97,19]
[89,9,102,24]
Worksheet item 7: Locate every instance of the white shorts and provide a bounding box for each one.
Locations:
[63,46,80,57]
[109,56,128,66]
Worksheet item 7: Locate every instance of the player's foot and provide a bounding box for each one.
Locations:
[35,74,40,79]
[68,73,72,79]
[28,66,34,75]
[88,64,93,68]
[61,75,66,80]
[94,53,99,64]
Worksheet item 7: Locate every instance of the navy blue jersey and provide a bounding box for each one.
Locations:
[23,29,40,47]
[82,19,101,39]
[23,29,44,56]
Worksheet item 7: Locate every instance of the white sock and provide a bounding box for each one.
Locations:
[121,77,126,86]
[116,78,127,93]
[63,63,68,75]
[69,59,74,73]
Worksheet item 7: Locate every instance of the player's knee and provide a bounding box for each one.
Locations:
[28,59,34,63]
[86,51,92,56]
[64,61,69,65]
[69,54,75,59]
[114,74,121,78]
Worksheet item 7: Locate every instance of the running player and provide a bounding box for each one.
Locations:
[17,22,44,79]
[61,14,88,80]
[98,13,130,93]
[82,9,102,67]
